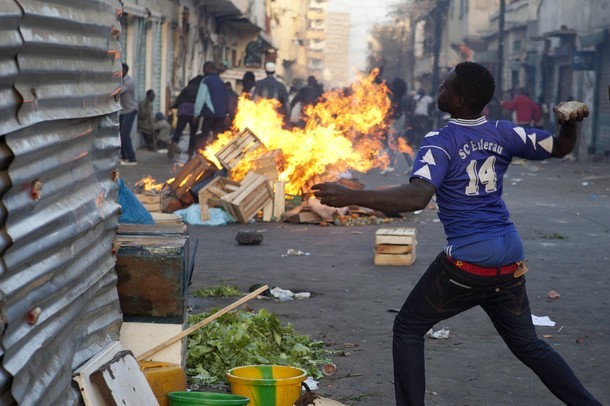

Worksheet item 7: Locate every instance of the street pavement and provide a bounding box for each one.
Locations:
[119,147,610,405]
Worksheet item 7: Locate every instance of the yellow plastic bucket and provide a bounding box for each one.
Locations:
[226,365,306,406]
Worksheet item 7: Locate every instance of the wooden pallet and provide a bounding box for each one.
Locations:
[135,193,162,213]
[169,155,216,200]
[220,171,273,223]
[251,149,284,181]
[215,128,263,171]
[374,228,417,266]
[198,177,241,221]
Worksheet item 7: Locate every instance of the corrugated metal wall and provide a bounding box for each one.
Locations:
[0,1,124,405]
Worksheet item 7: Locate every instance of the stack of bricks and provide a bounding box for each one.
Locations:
[374,228,417,266]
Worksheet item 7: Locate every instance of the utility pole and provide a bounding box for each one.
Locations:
[496,0,505,116]
[431,0,449,127]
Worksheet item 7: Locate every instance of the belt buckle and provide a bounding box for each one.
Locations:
[513,261,528,278]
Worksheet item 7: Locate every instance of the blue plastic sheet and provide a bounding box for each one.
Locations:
[117,179,154,224]
[174,204,235,226]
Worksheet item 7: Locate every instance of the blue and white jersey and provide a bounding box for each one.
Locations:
[410,117,554,265]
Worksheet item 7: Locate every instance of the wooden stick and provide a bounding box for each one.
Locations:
[136,285,269,362]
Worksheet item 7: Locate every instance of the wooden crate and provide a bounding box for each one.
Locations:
[220,171,273,223]
[135,193,162,213]
[251,149,284,181]
[374,228,416,266]
[215,128,263,171]
[197,176,241,221]
[169,155,216,200]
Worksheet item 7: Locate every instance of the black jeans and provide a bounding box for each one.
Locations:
[171,114,196,144]
[392,253,601,406]
[188,116,225,157]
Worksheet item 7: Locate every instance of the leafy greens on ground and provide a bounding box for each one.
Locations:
[186,308,333,385]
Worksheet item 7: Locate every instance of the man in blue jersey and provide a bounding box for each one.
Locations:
[313,62,599,405]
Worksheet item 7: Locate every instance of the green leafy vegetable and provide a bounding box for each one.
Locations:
[192,284,242,298]
[186,309,333,385]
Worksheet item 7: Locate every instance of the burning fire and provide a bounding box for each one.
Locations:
[201,69,411,195]
[135,176,165,193]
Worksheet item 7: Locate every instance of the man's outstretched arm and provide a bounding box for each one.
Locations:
[312,178,436,216]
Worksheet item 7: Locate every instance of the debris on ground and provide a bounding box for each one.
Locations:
[547,290,561,299]
[282,248,310,257]
[427,326,450,339]
[532,315,556,326]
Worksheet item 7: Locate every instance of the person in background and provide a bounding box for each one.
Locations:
[152,112,171,151]
[225,81,239,130]
[192,61,228,156]
[410,87,434,137]
[168,75,202,159]
[119,63,138,165]
[289,75,323,127]
[501,88,541,126]
[137,89,156,151]
[313,61,598,406]
[382,77,411,175]
[241,71,256,98]
[253,62,290,119]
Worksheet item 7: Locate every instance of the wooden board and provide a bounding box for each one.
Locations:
[151,212,184,225]
[375,228,417,245]
[73,341,125,406]
[262,180,286,221]
[374,244,414,254]
[89,350,159,406]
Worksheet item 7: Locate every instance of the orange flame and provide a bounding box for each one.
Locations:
[202,69,400,195]
[135,176,165,193]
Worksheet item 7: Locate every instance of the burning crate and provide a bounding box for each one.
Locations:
[220,171,273,224]
[374,228,417,266]
[215,128,263,171]
[198,176,241,221]
[169,155,216,201]
[251,149,284,181]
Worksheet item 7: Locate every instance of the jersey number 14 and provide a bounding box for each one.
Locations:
[465,156,497,195]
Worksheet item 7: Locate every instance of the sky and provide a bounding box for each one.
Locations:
[327,0,396,77]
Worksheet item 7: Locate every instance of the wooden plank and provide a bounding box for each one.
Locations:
[89,351,159,406]
[73,341,125,406]
[374,252,416,266]
[272,181,285,220]
[374,244,414,254]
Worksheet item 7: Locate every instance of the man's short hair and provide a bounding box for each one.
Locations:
[454,62,495,113]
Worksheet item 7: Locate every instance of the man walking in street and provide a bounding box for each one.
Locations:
[313,62,599,405]
[138,89,156,150]
[192,61,228,156]
[168,75,202,159]
[119,63,137,165]
[253,62,290,119]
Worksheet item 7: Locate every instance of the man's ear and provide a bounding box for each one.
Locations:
[455,95,466,108]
